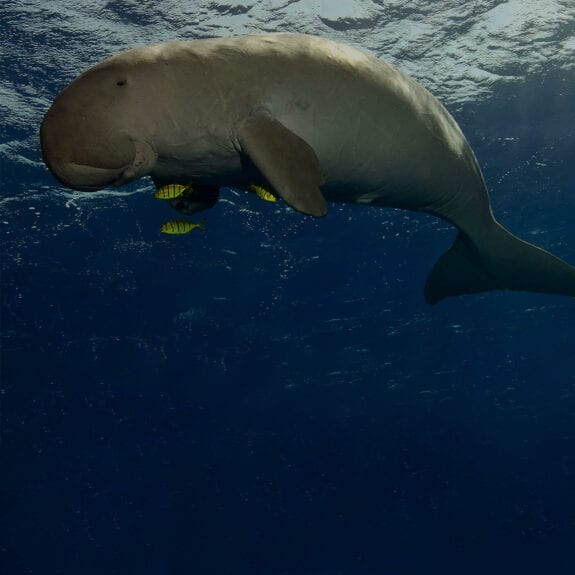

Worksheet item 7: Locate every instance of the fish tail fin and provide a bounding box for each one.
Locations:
[424,222,575,304]
[198,218,207,230]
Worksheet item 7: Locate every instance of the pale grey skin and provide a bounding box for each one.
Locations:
[41,33,575,303]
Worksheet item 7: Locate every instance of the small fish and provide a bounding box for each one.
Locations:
[154,183,193,200]
[160,219,206,235]
[248,184,276,202]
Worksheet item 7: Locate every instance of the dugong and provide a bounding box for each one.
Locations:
[40,33,575,304]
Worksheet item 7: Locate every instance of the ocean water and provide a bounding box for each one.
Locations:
[1,2,575,574]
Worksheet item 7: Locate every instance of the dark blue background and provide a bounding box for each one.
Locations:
[1,27,575,575]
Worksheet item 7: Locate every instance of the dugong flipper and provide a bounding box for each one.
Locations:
[40,33,575,303]
[236,113,327,217]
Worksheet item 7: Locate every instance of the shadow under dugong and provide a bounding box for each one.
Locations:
[40,33,575,304]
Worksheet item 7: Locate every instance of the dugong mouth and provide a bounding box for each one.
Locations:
[42,140,157,192]
[48,161,132,191]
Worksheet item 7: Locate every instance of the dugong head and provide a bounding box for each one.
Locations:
[40,57,157,191]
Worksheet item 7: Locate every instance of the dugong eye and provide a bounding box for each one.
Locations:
[116,80,127,87]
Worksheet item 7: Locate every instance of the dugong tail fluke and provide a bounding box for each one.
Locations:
[425,222,575,304]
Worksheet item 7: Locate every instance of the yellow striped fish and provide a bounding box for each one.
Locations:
[248,184,276,202]
[154,183,193,200]
[160,219,206,235]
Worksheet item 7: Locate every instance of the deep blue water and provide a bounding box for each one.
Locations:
[2,13,575,575]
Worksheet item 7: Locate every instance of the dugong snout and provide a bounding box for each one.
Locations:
[40,116,134,191]
[41,111,158,190]
[40,83,158,191]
